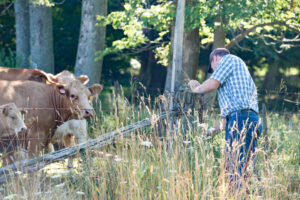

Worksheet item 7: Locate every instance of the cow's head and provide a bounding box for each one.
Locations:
[65,80,102,119]
[53,71,103,119]
[0,103,27,137]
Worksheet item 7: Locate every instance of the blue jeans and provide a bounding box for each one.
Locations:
[225,109,262,187]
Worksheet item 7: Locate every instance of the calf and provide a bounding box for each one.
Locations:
[0,80,82,158]
[0,103,27,165]
[49,119,88,151]
[49,119,88,168]
[0,103,27,137]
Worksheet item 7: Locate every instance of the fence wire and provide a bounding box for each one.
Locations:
[0,109,181,184]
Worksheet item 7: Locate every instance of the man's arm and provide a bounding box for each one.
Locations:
[189,79,220,94]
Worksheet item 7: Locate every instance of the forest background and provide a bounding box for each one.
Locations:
[0,1,299,199]
[0,0,299,112]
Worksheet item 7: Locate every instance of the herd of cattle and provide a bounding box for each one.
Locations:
[0,66,103,166]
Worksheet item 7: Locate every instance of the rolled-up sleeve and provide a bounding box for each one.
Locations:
[210,55,234,84]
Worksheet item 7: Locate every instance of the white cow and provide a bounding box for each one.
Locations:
[49,119,88,168]
[0,103,27,165]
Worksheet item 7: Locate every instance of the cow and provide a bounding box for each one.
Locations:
[0,80,84,158]
[50,119,88,168]
[47,70,89,86]
[0,103,27,137]
[0,66,50,83]
[0,67,103,118]
[0,103,27,165]
[0,68,102,159]
[50,119,88,150]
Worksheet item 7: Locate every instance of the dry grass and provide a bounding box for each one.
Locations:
[0,89,299,199]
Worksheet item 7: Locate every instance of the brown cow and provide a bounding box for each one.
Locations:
[47,70,89,85]
[51,71,102,117]
[0,66,50,83]
[0,67,102,158]
[0,67,103,118]
[0,80,83,157]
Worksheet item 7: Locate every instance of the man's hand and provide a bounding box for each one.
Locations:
[188,80,201,93]
[188,79,220,94]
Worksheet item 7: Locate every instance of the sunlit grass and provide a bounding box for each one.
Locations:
[0,88,299,199]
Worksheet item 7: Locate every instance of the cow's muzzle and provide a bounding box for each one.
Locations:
[83,109,95,119]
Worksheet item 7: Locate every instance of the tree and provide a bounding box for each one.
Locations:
[74,0,107,85]
[97,0,300,98]
[165,0,200,92]
[14,0,30,68]
[29,1,54,73]
[100,0,174,90]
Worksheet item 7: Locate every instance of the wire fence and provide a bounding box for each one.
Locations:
[0,109,181,184]
[0,86,298,184]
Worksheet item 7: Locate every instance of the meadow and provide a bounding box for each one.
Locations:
[0,87,299,200]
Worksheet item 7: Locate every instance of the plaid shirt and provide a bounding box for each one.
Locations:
[210,54,259,118]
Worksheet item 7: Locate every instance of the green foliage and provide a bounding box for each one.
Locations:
[98,0,300,70]
[52,0,81,73]
[0,48,18,67]
[30,0,54,7]
[96,0,175,65]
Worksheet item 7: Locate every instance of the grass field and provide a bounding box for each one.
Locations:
[0,91,299,200]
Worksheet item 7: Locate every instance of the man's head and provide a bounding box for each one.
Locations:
[208,48,230,73]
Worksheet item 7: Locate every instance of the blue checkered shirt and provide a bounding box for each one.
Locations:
[210,54,259,118]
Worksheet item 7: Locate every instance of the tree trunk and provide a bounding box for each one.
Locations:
[165,0,199,92]
[263,62,280,89]
[202,21,226,111]
[182,28,200,81]
[29,3,54,73]
[139,49,167,94]
[139,50,153,88]
[149,63,167,93]
[74,0,107,85]
[212,22,226,49]
[14,0,30,68]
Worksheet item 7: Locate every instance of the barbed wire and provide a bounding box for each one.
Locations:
[134,86,300,95]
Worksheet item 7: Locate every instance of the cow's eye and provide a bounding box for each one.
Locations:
[11,116,16,120]
[70,94,77,100]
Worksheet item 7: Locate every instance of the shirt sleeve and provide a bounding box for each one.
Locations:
[210,55,234,85]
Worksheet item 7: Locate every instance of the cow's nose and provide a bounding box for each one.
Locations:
[19,126,27,133]
[84,109,95,119]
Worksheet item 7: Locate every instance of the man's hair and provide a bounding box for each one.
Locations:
[209,48,230,63]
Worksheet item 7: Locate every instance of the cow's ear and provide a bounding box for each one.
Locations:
[30,70,50,83]
[89,84,103,96]
[46,73,58,83]
[78,75,89,85]
[2,105,10,116]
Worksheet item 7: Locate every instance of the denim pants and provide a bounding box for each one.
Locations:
[225,110,262,187]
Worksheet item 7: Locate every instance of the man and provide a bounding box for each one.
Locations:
[189,48,262,190]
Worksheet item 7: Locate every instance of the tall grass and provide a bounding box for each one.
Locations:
[0,86,299,199]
